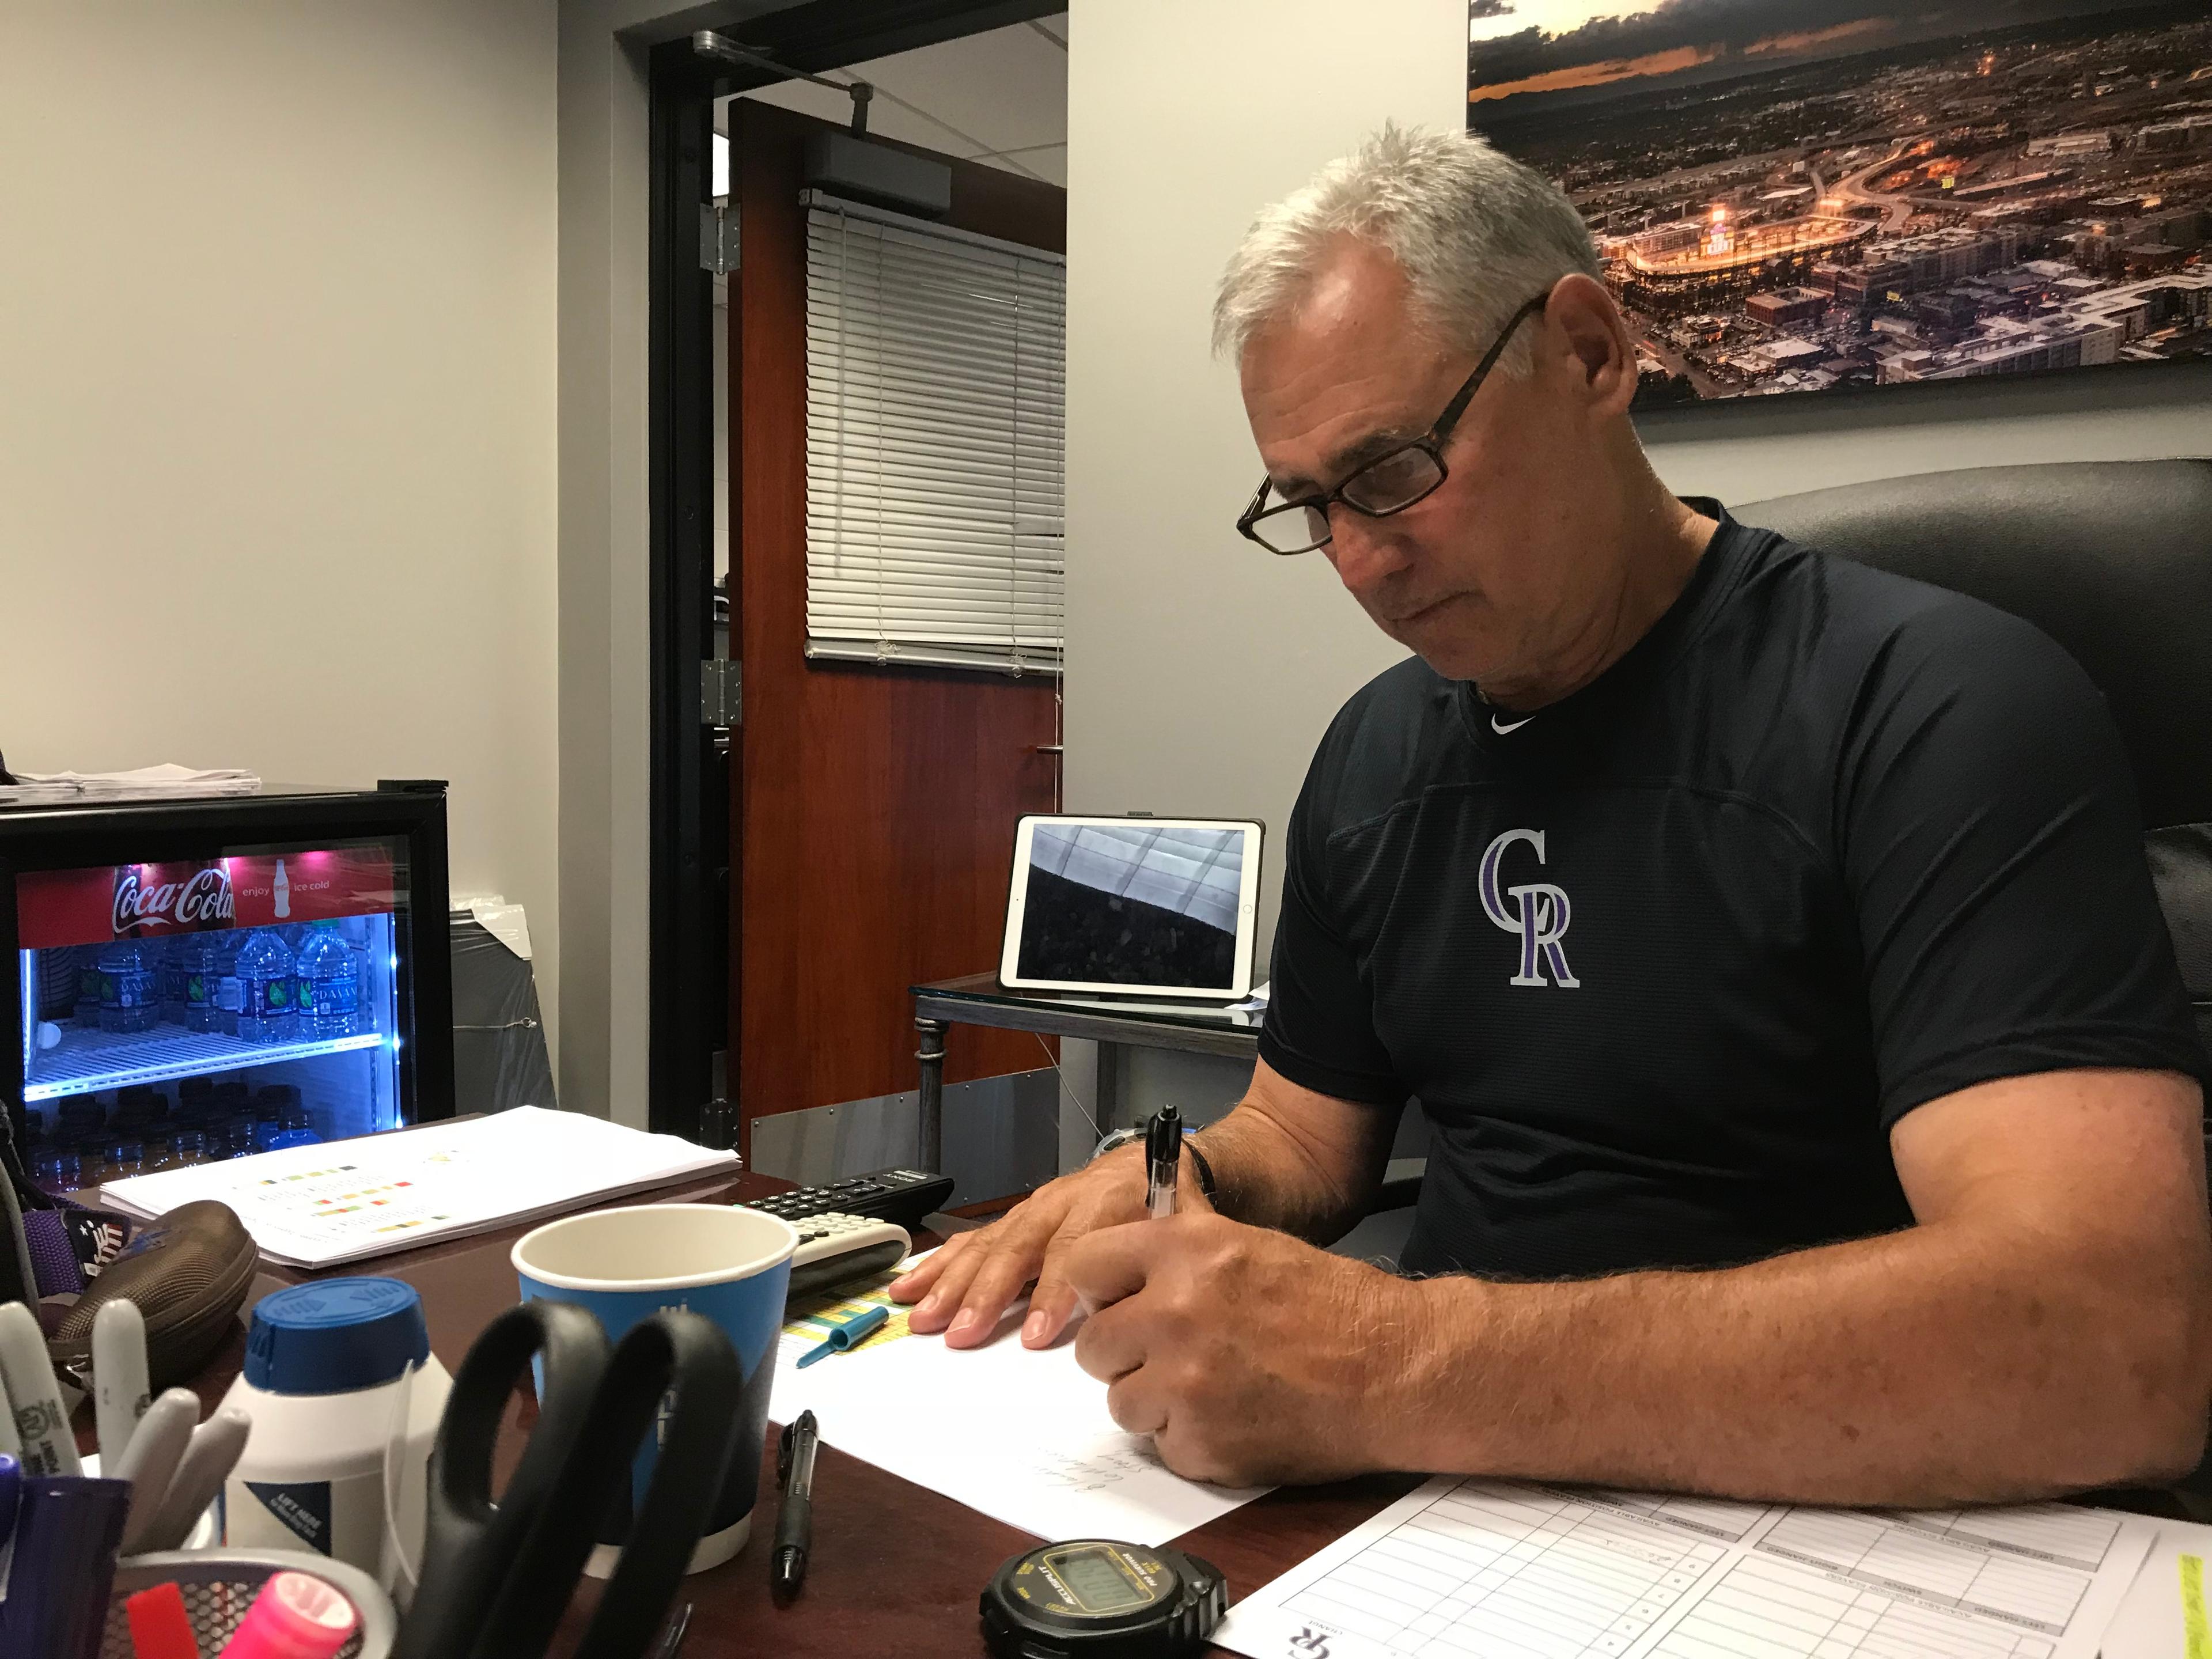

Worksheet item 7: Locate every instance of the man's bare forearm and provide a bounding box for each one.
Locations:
[1194,1101,1385,1243]
[1377,1214,2212,1505]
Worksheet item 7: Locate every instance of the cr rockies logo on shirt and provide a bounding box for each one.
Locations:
[1479,828,1580,988]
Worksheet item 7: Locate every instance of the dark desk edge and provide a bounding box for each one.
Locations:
[913,976,1262,1060]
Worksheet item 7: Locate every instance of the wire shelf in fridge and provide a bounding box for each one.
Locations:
[24,1024,387,1101]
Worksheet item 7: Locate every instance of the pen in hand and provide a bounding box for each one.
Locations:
[1146,1105,1182,1221]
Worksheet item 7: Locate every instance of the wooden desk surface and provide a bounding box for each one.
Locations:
[87,1166,1402,1655]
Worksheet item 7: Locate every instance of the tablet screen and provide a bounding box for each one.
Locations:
[1013,821,1250,991]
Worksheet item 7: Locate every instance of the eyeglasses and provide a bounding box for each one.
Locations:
[1234,292,1549,556]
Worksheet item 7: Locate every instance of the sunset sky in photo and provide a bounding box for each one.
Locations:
[1468,2,2135,100]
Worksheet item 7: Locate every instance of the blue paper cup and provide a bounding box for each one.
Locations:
[513,1203,797,1575]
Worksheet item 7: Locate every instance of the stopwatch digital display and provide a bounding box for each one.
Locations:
[982,1538,1226,1658]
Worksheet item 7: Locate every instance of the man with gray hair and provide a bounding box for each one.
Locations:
[895,126,2211,1503]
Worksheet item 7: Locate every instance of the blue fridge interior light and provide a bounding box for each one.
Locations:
[18,900,410,1179]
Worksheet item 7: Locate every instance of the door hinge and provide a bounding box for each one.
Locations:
[701,658,742,727]
[700,203,738,275]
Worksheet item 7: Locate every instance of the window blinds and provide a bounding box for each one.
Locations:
[803,191,1066,674]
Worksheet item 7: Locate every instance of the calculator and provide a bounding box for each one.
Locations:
[784,1213,913,1304]
[740,1166,956,1231]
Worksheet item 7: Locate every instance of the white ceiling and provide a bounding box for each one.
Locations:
[717,13,1068,187]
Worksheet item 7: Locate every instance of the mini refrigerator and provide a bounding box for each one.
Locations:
[0,785,454,1195]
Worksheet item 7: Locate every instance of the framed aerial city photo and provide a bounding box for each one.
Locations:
[1466,1,2211,406]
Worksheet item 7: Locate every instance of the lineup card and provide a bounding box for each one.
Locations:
[1214,1478,2156,1659]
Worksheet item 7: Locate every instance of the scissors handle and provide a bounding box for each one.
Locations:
[394,1300,612,1659]
[553,1312,746,1659]
[397,1304,747,1659]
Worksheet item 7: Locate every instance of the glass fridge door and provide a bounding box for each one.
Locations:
[16,841,410,1194]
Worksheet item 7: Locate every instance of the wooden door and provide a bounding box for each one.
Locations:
[727,100,1063,1166]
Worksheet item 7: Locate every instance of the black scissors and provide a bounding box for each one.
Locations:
[393,1300,745,1659]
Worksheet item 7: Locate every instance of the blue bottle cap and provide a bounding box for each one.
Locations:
[244,1277,430,1396]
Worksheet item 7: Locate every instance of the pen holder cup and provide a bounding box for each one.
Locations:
[103,1550,398,1659]
[0,1476,130,1659]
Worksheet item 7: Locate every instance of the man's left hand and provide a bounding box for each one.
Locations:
[1066,1213,1430,1487]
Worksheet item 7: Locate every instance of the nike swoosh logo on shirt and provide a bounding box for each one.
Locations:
[1492,714,1536,734]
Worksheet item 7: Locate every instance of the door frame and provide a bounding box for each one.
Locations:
[642,1,1067,1137]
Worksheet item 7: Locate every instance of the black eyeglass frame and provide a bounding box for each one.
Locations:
[1235,291,1551,556]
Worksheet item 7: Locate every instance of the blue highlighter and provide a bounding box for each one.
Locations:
[796,1305,889,1368]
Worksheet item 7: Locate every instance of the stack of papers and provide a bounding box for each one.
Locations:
[99,1106,738,1267]
[7,764,262,801]
[0,780,84,807]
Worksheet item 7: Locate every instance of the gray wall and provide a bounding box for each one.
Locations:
[0,1,562,1059]
[557,0,654,1123]
[1062,0,2212,967]
[1063,0,1466,967]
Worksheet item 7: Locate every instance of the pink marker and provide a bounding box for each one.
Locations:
[218,1572,358,1659]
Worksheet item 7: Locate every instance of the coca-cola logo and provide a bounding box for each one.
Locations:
[113,867,235,935]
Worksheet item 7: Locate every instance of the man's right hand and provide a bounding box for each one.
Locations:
[889,1145,1207,1350]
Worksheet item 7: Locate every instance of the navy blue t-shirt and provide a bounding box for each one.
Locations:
[1260,503,2206,1279]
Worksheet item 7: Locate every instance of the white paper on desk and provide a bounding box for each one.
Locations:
[2096,1518,2212,1658]
[772,1299,1270,1546]
[1216,1475,2156,1659]
[99,1106,738,1267]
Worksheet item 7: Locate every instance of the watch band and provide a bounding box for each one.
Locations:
[1092,1126,1143,1160]
[1183,1138,1219,1206]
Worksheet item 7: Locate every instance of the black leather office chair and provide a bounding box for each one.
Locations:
[1737,460,2212,1062]
[1741,459,2212,1507]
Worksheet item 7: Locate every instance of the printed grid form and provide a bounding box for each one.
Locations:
[1281,1482,1728,1657]
[1594,1492,1775,1544]
[1880,1508,2124,1573]
[1653,1551,2056,1659]
[1755,1511,2094,1633]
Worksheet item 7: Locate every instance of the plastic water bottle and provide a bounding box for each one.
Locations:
[343,917,380,1035]
[297,922,358,1040]
[98,939,160,1033]
[74,948,104,1027]
[213,931,245,1035]
[252,1085,293,1150]
[181,934,224,1032]
[158,938,189,1024]
[235,928,298,1044]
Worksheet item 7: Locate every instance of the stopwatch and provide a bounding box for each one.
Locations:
[981,1537,1226,1657]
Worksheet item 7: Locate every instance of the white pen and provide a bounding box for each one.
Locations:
[139,1406,251,1553]
[0,1300,81,1478]
[114,1387,198,1553]
[93,1300,151,1469]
